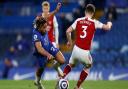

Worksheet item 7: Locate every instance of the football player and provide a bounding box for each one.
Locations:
[33,17,65,89]
[61,4,112,89]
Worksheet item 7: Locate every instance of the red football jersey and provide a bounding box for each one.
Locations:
[47,15,55,42]
[71,17,103,50]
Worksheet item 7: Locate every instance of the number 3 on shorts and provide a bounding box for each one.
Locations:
[80,26,88,38]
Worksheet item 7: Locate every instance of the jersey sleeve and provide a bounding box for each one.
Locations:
[71,18,78,30]
[33,31,41,42]
[53,16,59,44]
[94,19,103,29]
[53,16,58,28]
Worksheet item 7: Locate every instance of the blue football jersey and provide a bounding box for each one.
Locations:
[32,29,59,68]
[32,29,59,57]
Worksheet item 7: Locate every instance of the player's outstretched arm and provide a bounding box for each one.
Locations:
[66,26,73,47]
[35,41,53,60]
[49,3,61,17]
[102,21,112,30]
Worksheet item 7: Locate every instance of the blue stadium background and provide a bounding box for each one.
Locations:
[0,0,128,80]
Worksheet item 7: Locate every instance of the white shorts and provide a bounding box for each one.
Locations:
[69,45,93,66]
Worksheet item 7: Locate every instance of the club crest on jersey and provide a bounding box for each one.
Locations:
[34,35,38,41]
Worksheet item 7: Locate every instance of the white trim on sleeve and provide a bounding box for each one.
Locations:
[94,19,103,29]
[53,16,59,44]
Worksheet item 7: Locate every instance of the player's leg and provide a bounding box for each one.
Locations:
[62,53,77,78]
[62,46,78,78]
[75,53,92,89]
[55,51,65,64]
[34,68,45,89]
[53,51,65,89]
[49,43,65,76]
[52,42,64,76]
[35,67,44,84]
[75,67,91,89]
[54,51,65,76]
[62,63,75,78]
[34,56,47,89]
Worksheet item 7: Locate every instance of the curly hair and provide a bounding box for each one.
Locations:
[35,17,47,29]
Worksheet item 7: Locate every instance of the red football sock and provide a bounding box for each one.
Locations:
[77,69,88,88]
[63,64,71,78]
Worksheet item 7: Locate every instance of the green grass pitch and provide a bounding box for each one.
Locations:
[0,80,128,89]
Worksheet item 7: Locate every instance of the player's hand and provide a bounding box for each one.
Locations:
[107,21,112,29]
[48,3,61,18]
[56,2,61,12]
[67,41,72,47]
[47,54,54,61]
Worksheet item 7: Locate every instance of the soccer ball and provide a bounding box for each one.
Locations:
[58,79,69,89]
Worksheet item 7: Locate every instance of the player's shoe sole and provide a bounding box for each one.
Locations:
[34,82,45,89]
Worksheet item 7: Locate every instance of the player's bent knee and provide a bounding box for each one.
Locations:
[59,58,65,64]
[57,59,65,64]
[55,51,65,64]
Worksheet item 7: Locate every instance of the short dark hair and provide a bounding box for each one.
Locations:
[85,4,95,14]
[35,17,47,29]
